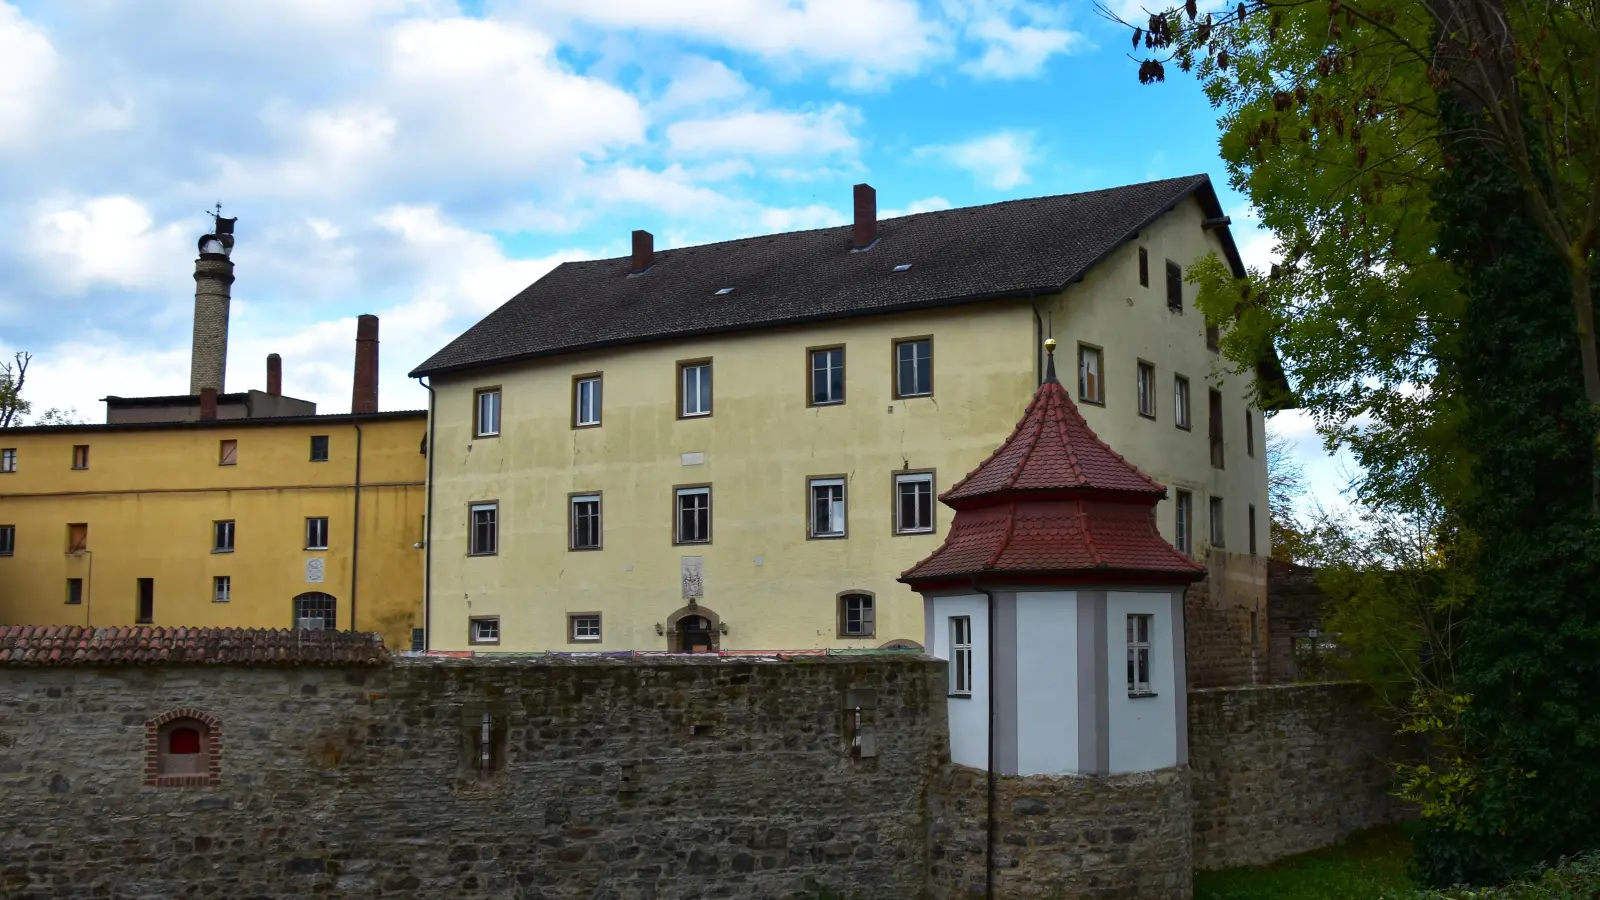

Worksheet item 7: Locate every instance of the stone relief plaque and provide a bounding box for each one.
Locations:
[680,556,703,600]
[305,557,325,584]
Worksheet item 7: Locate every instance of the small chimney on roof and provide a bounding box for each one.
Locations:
[853,183,877,250]
[351,314,379,414]
[631,229,654,274]
[199,387,218,421]
[266,353,282,396]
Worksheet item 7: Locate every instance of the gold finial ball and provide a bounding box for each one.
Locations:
[1043,337,1058,353]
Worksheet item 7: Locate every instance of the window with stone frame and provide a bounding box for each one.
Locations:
[213,519,235,553]
[894,472,935,535]
[469,616,500,645]
[305,516,329,551]
[570,494,601,550]
[1077,344,1104,405]
[145,709,221,787]
[469,503,498,555]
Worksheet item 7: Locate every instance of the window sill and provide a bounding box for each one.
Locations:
[808,400,845,408]
[672,541,711,547]
[212,549,234,555]
[678,412,712,420]
[894,393,933,401]
[310,458,329,463]
[306,547,329,552]
[1137,412,1156,421]
[1175,424,1192,432]
[1078,397,1106,407]
[894,529,934,537]
[474,432,501,440]
[948,693,972,700]
[1128,691,1160,699]
[467,551,497,557]
[573,422,602,429]
[808,533,847,541]
[569,545,603,552]
[838,633,876,640]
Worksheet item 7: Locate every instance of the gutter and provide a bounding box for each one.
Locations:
[350,421,363,632]
[417,375,438,652]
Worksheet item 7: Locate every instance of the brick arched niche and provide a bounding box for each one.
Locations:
[664,604,721,653]
[144,708,222,787]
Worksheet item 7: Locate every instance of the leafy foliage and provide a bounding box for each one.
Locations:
[1413,853,1600,900]
[0,351,33,428]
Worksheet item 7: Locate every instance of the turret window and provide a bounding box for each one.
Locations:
[1127,614,1154,696]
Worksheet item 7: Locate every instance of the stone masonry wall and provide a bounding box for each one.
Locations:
[1184,550,1269,689]
[927,765,1193,900]
[1188,682,1398,869]
[1266,559,1330,683]
[0,655,946,899]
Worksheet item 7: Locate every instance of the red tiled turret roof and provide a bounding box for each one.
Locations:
[0,625,389,666]
[901,347,1204,590]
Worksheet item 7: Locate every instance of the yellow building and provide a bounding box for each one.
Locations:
[0,215,429,650]
[411,176,1286,660]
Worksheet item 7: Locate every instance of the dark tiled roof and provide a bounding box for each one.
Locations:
[412,175,1243,377]
[900,368,1203,589]
[942,361,1167,506]
[0,626,390,666]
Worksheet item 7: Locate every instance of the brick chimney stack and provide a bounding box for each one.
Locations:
[631,230,653,273]
[853,184,877,249]
[199,387,218,421]
[351,314,379,414]
[190,213,237,396]
[266,353,282,396]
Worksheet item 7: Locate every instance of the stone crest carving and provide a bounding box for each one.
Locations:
[680,557,704,600]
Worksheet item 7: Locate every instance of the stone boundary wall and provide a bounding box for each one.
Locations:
[927,765,1193,899]
[1188,681,1399,869]
[0,655,946,898]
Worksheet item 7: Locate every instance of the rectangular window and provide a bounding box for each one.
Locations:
[809,346,845,406]
[1175,490,1193,555]
[839,593,875,637]
[1128,614,1153,695]
[894,472,935,535]
[136,577,154,624]
[213,520,235,553]
[213,575,231,603]
[469,503,498,556]
[808,477,847,539]
[305,516,329,551]
[674,486,711,544]
[309,435,329,462]
[1078,344,1104,404]
[1246,410,1255,458]
[0,525,13,556]
[1249,503,1258,556]
[67,523,88,553]
[1136,361,1156,419]
[570,493,602,550]
[1210,496,1226,547]
[1166,260,1184,311]
[569,613,602,642]
[1174,375,1191,430]
[66,578,82,605]
[469,616,500,645]
[218,439,237,466]
[474,388,501,437]
[893,337,933,398]
[71,445,89,470]
[680,360,712,417]
[573,375,602,427]
[1138,247,1149,287]
[1,448,15,473]
[950,616,973,697]
[1209,389,1225,469]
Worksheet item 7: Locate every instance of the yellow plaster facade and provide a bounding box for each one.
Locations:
[0,413,427,649]
[425,196,1270,652]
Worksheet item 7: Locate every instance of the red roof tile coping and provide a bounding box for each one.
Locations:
[942,374,1166,507]
[902,356,1203,589]
[0,626,389,667]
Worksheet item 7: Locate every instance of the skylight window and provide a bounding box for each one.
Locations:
[893,264,913,273]
[714,287,734,295]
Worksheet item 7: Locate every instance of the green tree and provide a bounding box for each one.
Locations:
[0,351,33,428]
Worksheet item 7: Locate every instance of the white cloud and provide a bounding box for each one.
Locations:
[1226,204,1280,273]
[946,0,1082,79]
[27,196,189,292]
[666,104,860,158]
[881,197,954,218]
[656,56,752,113]
[919,130,1036,190]
[511,0,947,86]
[0,3,58,149]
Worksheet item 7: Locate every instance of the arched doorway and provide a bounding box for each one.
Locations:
[664,605,721,653]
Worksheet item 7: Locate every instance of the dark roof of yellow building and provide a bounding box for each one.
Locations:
[411,175,1247,378]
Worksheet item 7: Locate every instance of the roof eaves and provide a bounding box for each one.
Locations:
[5,410,428,435]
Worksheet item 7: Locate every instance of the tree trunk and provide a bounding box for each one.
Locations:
[1572,263,1600,511]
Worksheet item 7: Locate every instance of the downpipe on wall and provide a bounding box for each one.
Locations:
[416,375,437,652]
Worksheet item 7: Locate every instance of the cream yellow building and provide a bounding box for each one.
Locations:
[0,215,429,650]
[0,410,427,648]
[412,176,1282,661]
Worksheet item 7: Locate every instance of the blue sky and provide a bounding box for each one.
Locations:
[0,0,1357,512]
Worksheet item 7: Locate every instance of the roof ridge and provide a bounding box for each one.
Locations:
[1049,384,1090,487]
[985,501,1020,570]
[564,174,1213,265]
